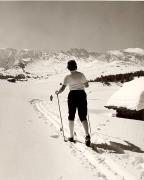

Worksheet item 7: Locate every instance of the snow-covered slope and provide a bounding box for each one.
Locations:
[124,48,144,55]
[27,76,144,180]
[1,58,144,180]
[0,48,144,79]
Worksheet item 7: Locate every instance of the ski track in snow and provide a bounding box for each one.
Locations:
[29,99,143,180]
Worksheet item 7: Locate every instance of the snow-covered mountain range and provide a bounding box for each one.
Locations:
[0,48,144,79]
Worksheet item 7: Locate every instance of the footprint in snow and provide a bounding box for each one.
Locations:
[57,176,63,180]
[50,134,59,139]
[98,123,106,127]
[28,120,33,123]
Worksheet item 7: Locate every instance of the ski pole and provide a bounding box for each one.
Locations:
[87,111,92,136]
[56,94,66,142]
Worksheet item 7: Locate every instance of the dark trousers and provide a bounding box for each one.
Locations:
[68,90,87,122]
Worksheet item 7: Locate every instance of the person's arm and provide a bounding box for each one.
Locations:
[55,85,66,95]
[81,73,89,88]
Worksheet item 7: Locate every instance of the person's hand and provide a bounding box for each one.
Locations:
[55,90,59,95]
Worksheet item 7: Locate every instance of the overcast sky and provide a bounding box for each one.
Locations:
[0,1,144,52]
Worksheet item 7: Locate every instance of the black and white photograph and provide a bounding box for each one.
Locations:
[0,1,144,180]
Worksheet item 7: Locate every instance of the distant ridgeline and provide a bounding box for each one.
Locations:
[89,70,144,85]
[0,48,144,83]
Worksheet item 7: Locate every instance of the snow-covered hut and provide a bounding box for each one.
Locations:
[105,77,144,120]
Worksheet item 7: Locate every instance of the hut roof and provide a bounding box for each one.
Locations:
[106,77,144,111]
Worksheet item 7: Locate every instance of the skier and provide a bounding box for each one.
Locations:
[55,60,91,146]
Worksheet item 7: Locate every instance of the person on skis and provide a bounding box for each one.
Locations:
[55,60,91,146]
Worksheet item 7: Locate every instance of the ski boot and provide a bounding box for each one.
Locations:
[85,134,91,147]
[67,137,75,143]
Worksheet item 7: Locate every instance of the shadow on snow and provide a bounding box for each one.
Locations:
[91,140,144,154]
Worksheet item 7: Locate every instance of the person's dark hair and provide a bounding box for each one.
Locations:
[67,60,77,71]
